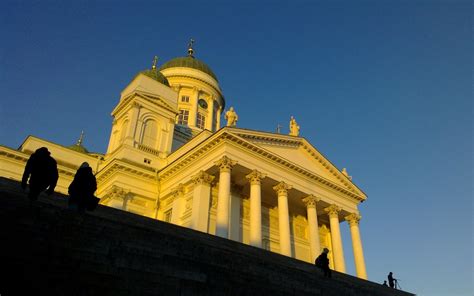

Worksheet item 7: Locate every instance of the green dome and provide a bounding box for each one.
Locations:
[139,68,170,86]
[68,144,89,154]
[159,57,218,81]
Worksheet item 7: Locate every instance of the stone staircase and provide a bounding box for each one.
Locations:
[0,177,414,296]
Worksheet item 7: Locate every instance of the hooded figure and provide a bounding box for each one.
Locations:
[315,248,331,278]
[68,162,98,212]
[21,147,59,200]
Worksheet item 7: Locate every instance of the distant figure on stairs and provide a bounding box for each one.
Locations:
[315,248,331,278]
[382,280,388,286]
[21,147,59,201]
[388,272,396,288]
[68,162,99,213]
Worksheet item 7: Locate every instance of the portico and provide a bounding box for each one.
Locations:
[157,128,368,279]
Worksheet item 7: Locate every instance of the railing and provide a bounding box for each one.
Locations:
[137,144,160,156]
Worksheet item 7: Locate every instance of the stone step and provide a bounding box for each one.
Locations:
[0,177,414,296]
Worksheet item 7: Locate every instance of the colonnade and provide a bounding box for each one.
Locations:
[171,156,367,279]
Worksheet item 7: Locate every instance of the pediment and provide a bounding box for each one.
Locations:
[112,90,178,117]
[225,128,366,198]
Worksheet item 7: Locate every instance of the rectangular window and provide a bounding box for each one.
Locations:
[164,209,172,222]
[177,109,189,125]
[181,95,190,103]
[196,112,206,129]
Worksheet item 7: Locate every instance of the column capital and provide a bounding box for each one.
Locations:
[273,181,292,195]
[324,204,342,218]
[246,169,266,185]
[171,183,185,198]
[302,194,320,209]
[131,101,141,108]
[345,213,361,227]
[191,171,215,185]
[215,156,237,173]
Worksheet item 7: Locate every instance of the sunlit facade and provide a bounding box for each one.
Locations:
[0,44,368,279]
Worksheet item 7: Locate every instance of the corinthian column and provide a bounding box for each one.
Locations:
[215,156,237,238]
[246,169,266,247]
[302,194,321,262]
[324,204,346,272]
[273,181,292,256]
[345,213,367,279]
[190,171,214,232]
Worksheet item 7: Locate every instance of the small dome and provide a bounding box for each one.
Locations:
[159,57,218,81]
[139,68,170,86]
[68,144,89,154]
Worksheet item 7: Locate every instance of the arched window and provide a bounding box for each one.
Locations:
[141,119,158,148]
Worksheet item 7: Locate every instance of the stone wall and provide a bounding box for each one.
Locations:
[0,177,414,296]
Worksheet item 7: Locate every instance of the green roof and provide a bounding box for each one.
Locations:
[68,144,89,154]
[139,68,170,86]
[159,57,218,81]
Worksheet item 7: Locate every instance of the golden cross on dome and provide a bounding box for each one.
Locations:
[188,38,195,57]
[152,56,158,69]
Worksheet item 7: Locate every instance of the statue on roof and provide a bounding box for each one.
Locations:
[289,116,300,136]
[342,168,353,180]
[225,107,238,127]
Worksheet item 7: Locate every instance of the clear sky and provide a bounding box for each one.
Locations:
[1,1,472,295]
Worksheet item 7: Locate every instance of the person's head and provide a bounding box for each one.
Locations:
[35,147,50,156]
[389,272,393,275]
[323,248,329,254]
[79,162,90,169]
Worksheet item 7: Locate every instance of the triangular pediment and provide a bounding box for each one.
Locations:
[225,128,366,198]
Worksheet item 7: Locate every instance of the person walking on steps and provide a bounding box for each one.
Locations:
[68,162,99,213]
[315,248,331,278]
[21,147,59,201]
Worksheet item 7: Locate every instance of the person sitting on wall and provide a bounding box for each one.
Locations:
[68,162,99,213]
[21,147,59,201]
[315,248,331,278]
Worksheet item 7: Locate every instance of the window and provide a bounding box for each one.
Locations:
[164,209,172,222]
[177,109,189,125]
[141,119,157,147]
[181,95,190,103]
[196,112,206,129]
[198,98,208,109]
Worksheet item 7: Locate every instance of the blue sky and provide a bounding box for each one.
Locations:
[1,1,472,295]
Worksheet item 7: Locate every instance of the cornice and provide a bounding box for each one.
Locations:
[163,74,224,100]
[0,147,77,177]
[96,159,157,184]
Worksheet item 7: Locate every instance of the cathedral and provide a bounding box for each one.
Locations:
[0,41,368,279]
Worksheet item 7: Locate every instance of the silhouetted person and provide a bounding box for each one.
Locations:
[388,272,396,288]
[68,162,98,213]
[315,248,331,278]
[382,280,388,286]
[21,147,59,201]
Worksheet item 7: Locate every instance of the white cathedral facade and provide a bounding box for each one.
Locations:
[0,44,368,279]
